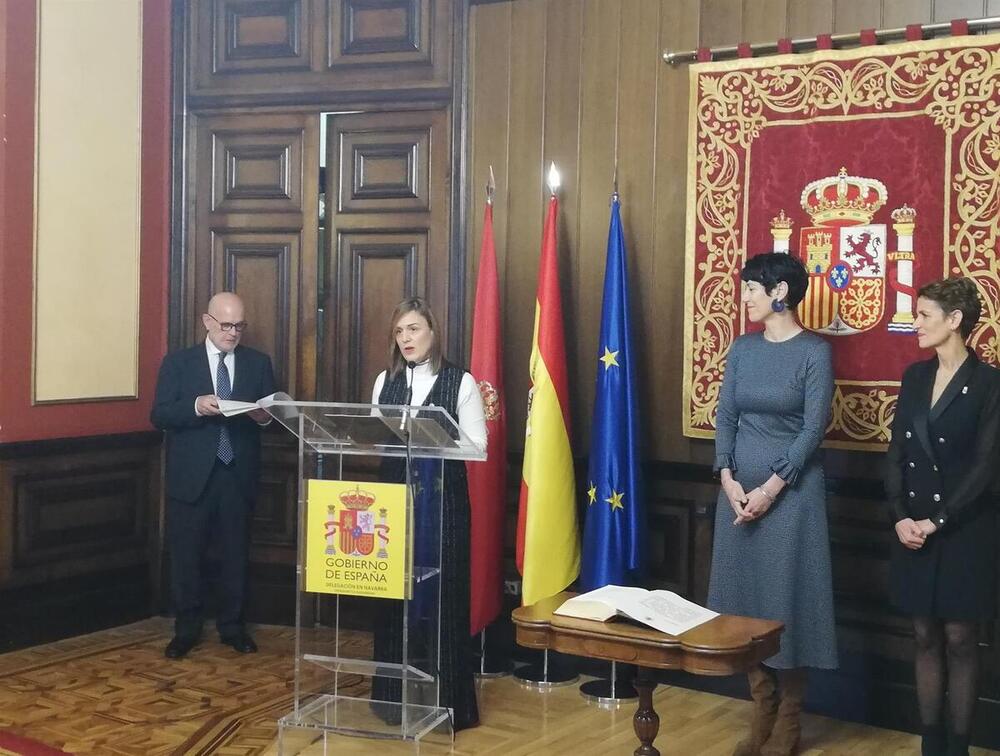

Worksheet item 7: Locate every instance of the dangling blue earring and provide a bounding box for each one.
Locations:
[771,299,786,313]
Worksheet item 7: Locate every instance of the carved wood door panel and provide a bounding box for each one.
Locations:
[319,108,451,403]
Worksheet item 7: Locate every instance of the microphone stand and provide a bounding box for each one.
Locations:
[399,359,416,729]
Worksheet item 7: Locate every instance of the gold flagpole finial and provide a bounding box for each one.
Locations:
[547,162,560,196]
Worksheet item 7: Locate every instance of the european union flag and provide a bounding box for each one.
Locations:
[580,195,645,591]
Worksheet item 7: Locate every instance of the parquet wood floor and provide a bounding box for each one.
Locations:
[0,620,995,755]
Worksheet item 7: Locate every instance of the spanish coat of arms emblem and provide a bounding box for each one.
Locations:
[770,167,918,336]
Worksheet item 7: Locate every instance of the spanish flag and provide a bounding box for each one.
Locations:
[516,192,580,606]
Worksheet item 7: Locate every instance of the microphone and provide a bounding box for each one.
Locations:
[399,360,417,431]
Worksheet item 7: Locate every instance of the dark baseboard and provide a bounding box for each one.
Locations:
[0,568,152,654]
[0,430,162,459]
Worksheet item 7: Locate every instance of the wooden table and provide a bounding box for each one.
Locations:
[512,592,784,756]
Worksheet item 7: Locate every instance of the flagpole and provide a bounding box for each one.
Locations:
[580,182,639,708]
[514,161,579,691]
[473,165,513,680]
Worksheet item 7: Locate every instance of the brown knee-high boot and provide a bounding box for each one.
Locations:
[733,664,779,756]
[760,668,808,756]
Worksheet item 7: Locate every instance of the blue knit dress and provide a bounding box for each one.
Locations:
[707,331,838,670]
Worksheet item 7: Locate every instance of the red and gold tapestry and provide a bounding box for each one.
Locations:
[683,34,1000,451]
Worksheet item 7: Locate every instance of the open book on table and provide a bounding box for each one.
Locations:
[217,392,291,418]
[554,585,719,636]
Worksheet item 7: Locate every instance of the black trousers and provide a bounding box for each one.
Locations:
[167,461,251,640]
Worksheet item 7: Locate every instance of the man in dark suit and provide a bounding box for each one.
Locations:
[152,292,276,659]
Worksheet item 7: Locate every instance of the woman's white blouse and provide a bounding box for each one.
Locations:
[371,362,488,453]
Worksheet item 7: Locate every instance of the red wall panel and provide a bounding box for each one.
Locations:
[0,0,171,443]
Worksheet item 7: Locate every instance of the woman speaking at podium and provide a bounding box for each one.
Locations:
[370,297,487,731]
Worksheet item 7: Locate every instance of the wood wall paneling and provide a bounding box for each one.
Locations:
[189,112,317,401]
[614,0,660,454]
[0,435,159,598]
[881,0,932,26]
[252,441,298,547]
[321,109,449,404]
[742,0,788,43]
[497,0,546,447]
[833,0,884,33]
[786,0,834,39]
[14,466,147,570]
[339,128,431,213]
[646,500,691,593]
[338,233,424,401]
[213,0,311,73]
[464,1,511,333]
[655,0,701,463]
[573,0,618,448]
[544,0,585,446]
[190,0,453,103]
[699,0,742,46]
[330,0,431,65]
[936,0,990,20]
[215,232,296,392]
[212,129,303,212]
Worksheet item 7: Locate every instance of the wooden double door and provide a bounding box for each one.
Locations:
[177,105,455,619]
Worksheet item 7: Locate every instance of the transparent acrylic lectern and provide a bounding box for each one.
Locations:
[264,399,485,754]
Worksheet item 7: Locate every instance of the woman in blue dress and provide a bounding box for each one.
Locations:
[709,252,837,756]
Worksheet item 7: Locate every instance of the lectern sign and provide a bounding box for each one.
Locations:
[305,480,408,599]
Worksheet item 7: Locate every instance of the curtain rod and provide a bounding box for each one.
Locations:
[662,15,1000,65]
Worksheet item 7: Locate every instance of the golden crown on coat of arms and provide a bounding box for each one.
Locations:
[770,209,794,230]
[339,485,376,511]
[800,167,888,225]
[891,204,917,224]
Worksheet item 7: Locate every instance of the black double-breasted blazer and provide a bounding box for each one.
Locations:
[151,343,276,503]
[885,350,1000,619]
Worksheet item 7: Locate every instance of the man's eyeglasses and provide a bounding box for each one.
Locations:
[207,313,248,333]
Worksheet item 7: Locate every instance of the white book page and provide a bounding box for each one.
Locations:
[218,392,284,417]
[554,585,647,621]
[217,399,259,417]
[616,590,719,636]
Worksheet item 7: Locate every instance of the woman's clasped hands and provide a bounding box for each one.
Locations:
[894,517,938,550]
[722,474,773,525]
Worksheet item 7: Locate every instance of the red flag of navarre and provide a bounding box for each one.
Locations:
[467,200,507,634]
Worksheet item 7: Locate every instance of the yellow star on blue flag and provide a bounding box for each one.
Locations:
[605,490,625,511]
[599,346,619,370]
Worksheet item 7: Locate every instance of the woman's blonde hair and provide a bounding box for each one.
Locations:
[386,297,442,377]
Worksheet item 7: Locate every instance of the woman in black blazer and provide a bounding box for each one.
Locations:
[886,277,1000,756]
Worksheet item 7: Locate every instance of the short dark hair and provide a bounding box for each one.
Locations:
[740,252,809,308]
[386,297,443,377]
[917,277,982,339]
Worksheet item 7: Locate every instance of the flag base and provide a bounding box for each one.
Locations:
[475,657,513,679]
[579,678,638,707]
[473,627,512,679]
[513,663,578,689]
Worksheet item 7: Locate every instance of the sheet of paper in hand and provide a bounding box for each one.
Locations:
[217,392,287,417]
